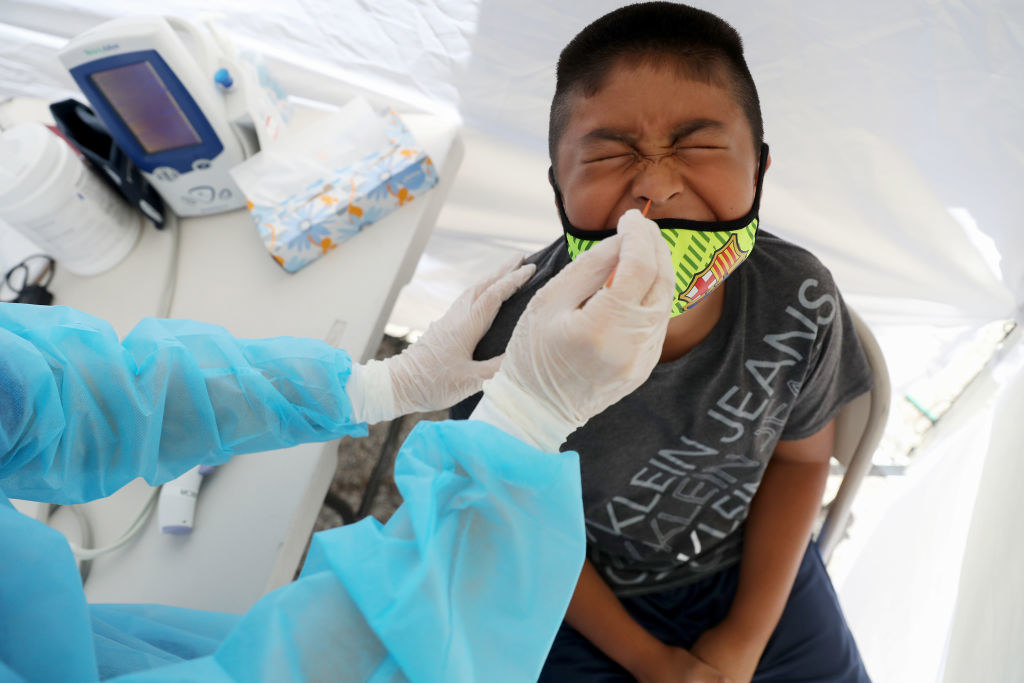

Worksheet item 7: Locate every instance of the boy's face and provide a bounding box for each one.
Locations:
[554,61,765,229]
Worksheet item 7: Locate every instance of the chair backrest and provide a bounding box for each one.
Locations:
[816,307,891,562]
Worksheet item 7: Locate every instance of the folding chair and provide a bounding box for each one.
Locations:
[816,307,891,563]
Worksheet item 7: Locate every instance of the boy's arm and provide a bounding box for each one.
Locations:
[565,560,730,682]
[689,420,836,683]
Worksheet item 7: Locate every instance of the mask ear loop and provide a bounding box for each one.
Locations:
[548,166,581,237]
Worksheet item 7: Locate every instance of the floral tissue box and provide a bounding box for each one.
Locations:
[246,109,438,273]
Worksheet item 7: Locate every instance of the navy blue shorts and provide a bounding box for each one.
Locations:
[539,543,870,682]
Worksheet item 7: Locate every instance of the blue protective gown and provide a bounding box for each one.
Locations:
[0,304,585,682]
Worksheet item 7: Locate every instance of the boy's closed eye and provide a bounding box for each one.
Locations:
[583,144,727,166]
[584,150,642,164]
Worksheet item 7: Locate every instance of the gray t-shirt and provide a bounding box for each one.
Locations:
[451,230,873,596]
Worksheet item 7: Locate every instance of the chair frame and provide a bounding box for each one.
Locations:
[816,307,891,563]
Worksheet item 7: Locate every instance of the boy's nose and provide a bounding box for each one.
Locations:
[632,155,685,207]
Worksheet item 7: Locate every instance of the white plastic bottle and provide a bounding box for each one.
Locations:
[0,122,140,276]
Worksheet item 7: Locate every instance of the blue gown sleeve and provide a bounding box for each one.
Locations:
[0,303,367,504]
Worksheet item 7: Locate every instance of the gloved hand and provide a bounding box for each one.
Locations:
[348,256,536,424]
[472,209,673,452]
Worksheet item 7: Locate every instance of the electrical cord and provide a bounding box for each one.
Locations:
[44,502,95,582]
[65,488,160,562]
[67,505,95,582]
[156,210,181,318]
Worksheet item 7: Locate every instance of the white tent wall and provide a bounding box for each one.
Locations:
[826,331,1024,683]
[1,1,1022,679]
[941,337,1024,683]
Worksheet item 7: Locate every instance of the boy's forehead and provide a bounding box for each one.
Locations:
[562,63,747,143]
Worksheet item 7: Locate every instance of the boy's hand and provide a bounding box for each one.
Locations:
[634,643,732,683]
[689,624,761,683]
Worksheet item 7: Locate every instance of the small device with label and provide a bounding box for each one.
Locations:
[158,465,216,534]
[59,16,289,217]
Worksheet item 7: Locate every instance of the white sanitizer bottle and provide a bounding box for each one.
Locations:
[0,122,141,276]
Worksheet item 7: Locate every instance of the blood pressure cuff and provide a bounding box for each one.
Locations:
[49,99,166,228]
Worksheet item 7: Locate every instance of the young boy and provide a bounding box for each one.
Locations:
[453,3,873,681]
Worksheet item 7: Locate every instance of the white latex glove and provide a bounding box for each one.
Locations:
[348,256,536,424]
[472,209,673,452]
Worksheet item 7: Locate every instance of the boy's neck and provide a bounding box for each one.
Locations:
[659,284,727,363]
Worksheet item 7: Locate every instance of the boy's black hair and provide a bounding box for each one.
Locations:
[549,2,763,168]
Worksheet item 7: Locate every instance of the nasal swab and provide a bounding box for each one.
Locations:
[605,199,653,288]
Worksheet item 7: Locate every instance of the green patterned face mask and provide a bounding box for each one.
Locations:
[553,143,768,318]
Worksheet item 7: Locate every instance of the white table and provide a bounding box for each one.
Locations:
[7,100,462,614]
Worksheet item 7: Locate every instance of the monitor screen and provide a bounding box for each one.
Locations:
[90,61,203,155]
